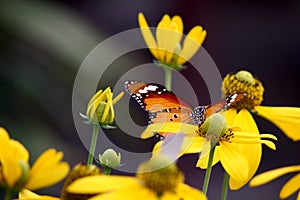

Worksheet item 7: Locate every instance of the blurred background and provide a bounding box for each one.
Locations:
[0,0,299,199]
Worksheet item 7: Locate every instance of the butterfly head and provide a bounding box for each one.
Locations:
[190,106,206,125]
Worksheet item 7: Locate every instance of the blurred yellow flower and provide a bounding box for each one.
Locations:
[138,12,207,69]
[67,155,207,200]
[19,163,102,200]
[85,87,124,128]
[19,189,59,200]
[142,113,277,190]
[0,128,69,198]
[222,70,300,141]
[250,164,300,199]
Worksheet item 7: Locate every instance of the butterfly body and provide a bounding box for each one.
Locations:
[125,81,245,136]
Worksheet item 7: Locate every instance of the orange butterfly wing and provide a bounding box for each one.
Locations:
[124,81,193,124]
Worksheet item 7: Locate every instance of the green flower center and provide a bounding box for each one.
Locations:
[96,102,113,124]
[197,113,233,144]
[222,70,264,110]
[136,156,184,196]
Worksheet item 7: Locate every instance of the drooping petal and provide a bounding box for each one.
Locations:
[68,175,138,194]
[182,136,205,154]
[138,13,159,60]
[152,135,205,157]
[231,132,277,150]
[230,109,261,190]
[250,165,300,187]
[196,145,220,169]
[280,173,300,199]
[177,26,207,65]
[19,189,59,200]
[26,149,69,190]
[140,122,197,138]
[219,142,249,184]
[225,108,237,126]
[255,106,300,141]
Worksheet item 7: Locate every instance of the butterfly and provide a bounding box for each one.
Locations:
[124,80,246,138]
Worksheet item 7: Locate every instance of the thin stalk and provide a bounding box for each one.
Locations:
[221,171,229,200]
[202,145,216,195]
[104,167,111,175]
[4,189,11,200]
[87,125,99,166]
[163,66,172,91]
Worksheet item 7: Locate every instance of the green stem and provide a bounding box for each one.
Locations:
[87,125,99,166]
[104,167,112,175]
[163,66,172,91]
[202,145,216,195]
[4,189,11,200]
[221,171,229,200]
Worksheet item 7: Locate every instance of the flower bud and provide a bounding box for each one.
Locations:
[98,149,121,169]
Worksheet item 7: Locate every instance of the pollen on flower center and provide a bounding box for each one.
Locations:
[136,155,184,196]
[197,113,232,144]
[222,70,264,110]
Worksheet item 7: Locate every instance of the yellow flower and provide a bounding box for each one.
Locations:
[250,164,300,199]
[85,87,124,128]
[222,70,300,141]
[19,163,102,200]
[142,113,277,190]
[67,155,207,200]
[138,12,207,69]
[0,128,69,193]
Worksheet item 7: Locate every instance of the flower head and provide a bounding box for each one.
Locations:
[250,164,300,199]
[142,112,277,190]
[85,87,124,128]
[98,149,121,175]
[222,70,300,141]
[19,163,103,200]
[0,128,69,194]
[67,155,207,200]
[138,12,207,69]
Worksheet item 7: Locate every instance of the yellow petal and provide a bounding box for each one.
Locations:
[138,13,159,60]
[26,149,70,190]
[250,165,300,187]
[89,185,157,200]
[171,15,183,34]
[141,122,197,138]
[0,127,10,159]
[196,145,220,169]
[177,26,207,65]
[219,142,249,184]
[182,136,205,154]
[225,108,237,126]
[280,173,300,199]
[255,106,300,141]
[234,109,259,133]
[2,140,29,187]
[112,91,124,105]
[156,21,168,62]
[162,183,207,200]
[87,89,103,116]
[19,189,59,200]
[230,109,261,190]
[68,175,138,194]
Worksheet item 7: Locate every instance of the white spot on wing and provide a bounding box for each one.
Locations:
[144,85,158,91]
